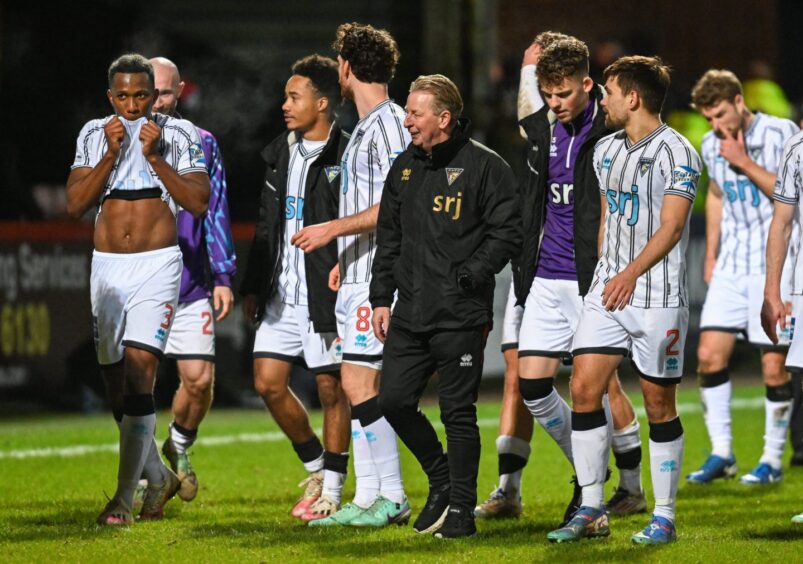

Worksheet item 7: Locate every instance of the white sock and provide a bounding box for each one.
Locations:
[364,416,405,504]
[612,418,642,493]
[496,435,531,495]
[117,413,156,506]
[701,380,732,458]
[602,393,615,441]
[142,437,169,484]
[303,454,324,474]
[524,389,573,463]
[170,422,197,455]
[571,420,610,510]
[760,397,792,469]
[650,433,684,523]
[351,419,379,508]
[322,452,348,505]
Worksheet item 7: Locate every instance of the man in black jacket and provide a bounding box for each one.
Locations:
[240,55,350,523]
[511,37,645,524]
[371,74,522,538]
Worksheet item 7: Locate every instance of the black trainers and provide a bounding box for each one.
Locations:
[413,483,451,534]
[791,450,803,467]
[433,506,476,539]
[561,469,611,527]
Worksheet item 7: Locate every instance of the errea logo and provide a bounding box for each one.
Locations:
[460,354,473,367]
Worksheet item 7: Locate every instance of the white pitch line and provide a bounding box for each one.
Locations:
[0,397,765,460]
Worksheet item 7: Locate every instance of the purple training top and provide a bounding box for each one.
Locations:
[535,100,595,280]
[177,127,237,303]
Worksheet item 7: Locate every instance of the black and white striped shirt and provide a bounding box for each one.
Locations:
[702,113,799,275]
[592,124,701,308]
[277,136,327,306]
[338,100,409,285]
[773,130,803,295]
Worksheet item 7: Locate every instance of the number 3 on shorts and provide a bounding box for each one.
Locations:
[356,306,371,332]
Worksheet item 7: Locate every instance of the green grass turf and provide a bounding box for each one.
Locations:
[1,384,802,562]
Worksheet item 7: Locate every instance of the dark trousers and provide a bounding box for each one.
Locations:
[378,322,488,511]
[791,373,803,454]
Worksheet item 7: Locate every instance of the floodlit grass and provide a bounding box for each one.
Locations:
[1,385,802,562]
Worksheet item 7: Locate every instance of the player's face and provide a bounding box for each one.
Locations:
[540,75,592,124]
[337,55,353,101]
[152,65,183,116]
[404,90,449,153]
[107,72,156,121]
[602,76,628,129]
[700,99,745,139]
[282,75,321,133]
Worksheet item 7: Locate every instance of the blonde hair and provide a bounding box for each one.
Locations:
[691,69,743,110]
[409,74,463,122]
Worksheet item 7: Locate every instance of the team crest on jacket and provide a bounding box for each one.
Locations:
[446,168,464,186]
[324,166,341,183]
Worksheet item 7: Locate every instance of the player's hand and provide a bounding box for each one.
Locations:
[242,294,259,323]
[292,222,335,253]
[140,119,162,157]
[328,264,341,292]
[213,286,234,321]
[104,116,125,156]
[704,255,716,285]
[719,128,749,169]
[522,42,543,67]
[602,268,638,311]
[372,306,391,343]
[761,293,786,344]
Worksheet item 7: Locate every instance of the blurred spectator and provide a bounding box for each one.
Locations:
[743,59,793,119]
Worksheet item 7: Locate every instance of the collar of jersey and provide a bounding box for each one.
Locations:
[355,99,393,129]
[624,123,667,152]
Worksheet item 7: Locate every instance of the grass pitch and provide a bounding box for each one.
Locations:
[1,384,802,562]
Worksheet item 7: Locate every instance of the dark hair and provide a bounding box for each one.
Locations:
[291,54,341,109]
[536,38,590,88]
[333,22,400,83]
[603,55,671,114]
[107,53,154,89]
[533,31,571,50]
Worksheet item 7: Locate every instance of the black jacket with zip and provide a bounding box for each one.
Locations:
[370,120,522,332]
[513,85,609,304]
[240,124,349,332]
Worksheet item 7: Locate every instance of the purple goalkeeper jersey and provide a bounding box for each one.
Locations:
[177,127,237,303]
[535,100,594,280]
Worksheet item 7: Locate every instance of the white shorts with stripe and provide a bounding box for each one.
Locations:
[572,284,688,383]
[501,279,524,351]
[336,282,383,370]
[518,277,582,360]
[164,298,215,360]
[700,270,790,347]
[90,246,182,365]
[253,298,341,373]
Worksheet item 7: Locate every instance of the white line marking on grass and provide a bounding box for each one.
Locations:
[0,397,765,460]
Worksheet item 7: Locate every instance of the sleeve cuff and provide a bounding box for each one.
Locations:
[214,273,233,288]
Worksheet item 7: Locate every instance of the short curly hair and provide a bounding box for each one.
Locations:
[603,55,671,114]
[291,54,340,109]
[536,38,590,88]
[333,22,400,84]
[691,69,742,110]
[532,31,571,50]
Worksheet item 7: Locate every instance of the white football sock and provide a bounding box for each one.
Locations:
[169,422,197,455]
[524,389,573,463]
[116,413,156,506]
[364,416,405,504]
[701,381,732,458]
[760,397,792,470]
[612,418,642,493]
[322,452,349,505]
[351,419,379,508]
[496,435,531,495]
[650,433,684,523]
[572,423,610,510]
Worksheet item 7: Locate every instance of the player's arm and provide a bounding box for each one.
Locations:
[66,117,124,218]
[141,120,209,217]
[704,179,723,284]
[292,204,379,253]
[762,200,796,343]
[369,173,403,343]
[202,135,237,320]
[602,194,694,310]
[517,42,544,130]
[459,159,523,291]
[719,128,776,198]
